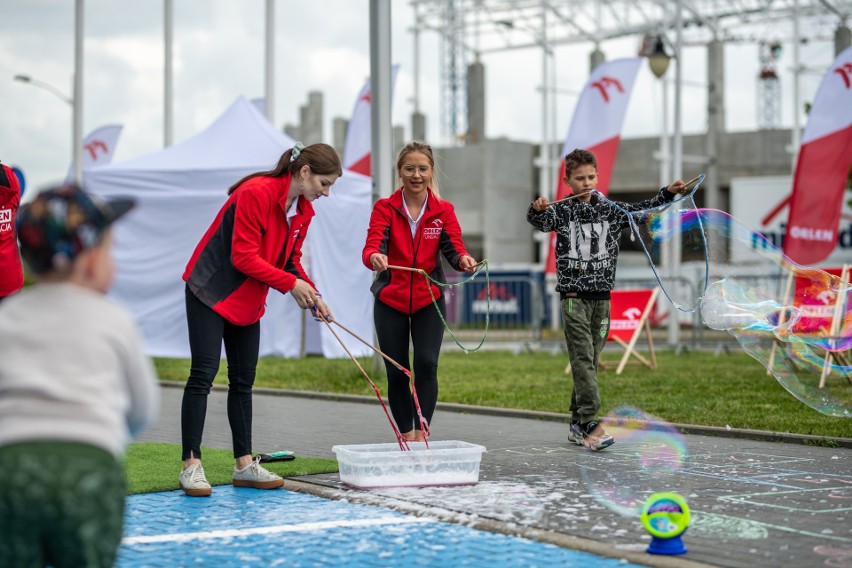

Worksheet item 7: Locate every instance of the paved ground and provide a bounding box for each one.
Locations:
[130,384,852,568]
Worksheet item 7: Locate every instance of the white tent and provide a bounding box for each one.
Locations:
[85,96,374,359]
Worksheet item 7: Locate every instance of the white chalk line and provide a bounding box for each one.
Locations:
[122,516,434,545]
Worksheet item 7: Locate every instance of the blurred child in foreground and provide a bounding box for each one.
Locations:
[0,184,160,567]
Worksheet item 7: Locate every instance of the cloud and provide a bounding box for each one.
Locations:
[0,0,840,195]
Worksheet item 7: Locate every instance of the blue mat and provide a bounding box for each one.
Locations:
[117,487,644,567]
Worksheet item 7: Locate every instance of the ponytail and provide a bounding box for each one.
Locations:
[228,143,342,195]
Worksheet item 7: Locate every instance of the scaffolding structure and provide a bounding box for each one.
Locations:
[413,0,851,142]
[757,41,783,129]
[441,0,468,143]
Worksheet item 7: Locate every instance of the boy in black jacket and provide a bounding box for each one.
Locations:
[527,149,686,450]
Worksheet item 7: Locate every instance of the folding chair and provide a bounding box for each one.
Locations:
[565,287,660,376]
[819,264,852,388]
[767,265,852,388]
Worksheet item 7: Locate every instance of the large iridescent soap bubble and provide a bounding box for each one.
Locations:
[597,178,851,418]
[580,407,688,517]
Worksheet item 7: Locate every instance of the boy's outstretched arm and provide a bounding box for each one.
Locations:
[526,197,559,232]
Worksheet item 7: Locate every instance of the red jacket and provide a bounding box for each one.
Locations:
[0,164,23,298]
[183,174,315,326]
[362,188,469,314]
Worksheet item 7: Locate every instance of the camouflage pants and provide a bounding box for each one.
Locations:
[0,441,126,568]
[561,297,610,423]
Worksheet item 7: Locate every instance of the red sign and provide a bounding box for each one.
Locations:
[608,289,656,342]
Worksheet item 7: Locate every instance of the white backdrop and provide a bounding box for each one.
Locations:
[85,96,373,358]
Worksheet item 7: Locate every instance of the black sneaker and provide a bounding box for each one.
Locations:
[569,420,614,451]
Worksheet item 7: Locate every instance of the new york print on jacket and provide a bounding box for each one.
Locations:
[527,188,675,295]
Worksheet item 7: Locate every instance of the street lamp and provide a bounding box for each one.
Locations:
[13,73,81,183]
[642,35,672,186]
[14,74,74,105]
[643,34,680,347]
[646,35,671,79]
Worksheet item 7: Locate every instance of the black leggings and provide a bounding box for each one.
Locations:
[181,286,260,460]
[374,297,445,434]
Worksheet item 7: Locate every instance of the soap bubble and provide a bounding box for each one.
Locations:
[599,179,851,418]
[580,407,688,517]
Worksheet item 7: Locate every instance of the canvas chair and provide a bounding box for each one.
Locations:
[767,265,852,388]
[819,264,852,387]
[565,287,660,376]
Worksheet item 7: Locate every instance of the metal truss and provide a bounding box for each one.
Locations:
[416,0,851,52]
[413,0,850,140]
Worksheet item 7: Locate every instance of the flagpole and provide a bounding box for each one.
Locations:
[537,0,550,262]
[72,0,84,185]
[369,0,392,202]
[164,0,173,147]
[791,0,801,167]
[668,0,684,348]
[370,0,393,374]
[265,0,275,124]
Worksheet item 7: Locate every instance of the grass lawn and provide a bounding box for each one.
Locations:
[155,349,852,439]
[125,443,339,494]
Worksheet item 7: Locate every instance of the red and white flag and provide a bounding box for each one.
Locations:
[342,65,399,177]
[547,57,642,273]
[66,124,123,182]
[784,47,852,266]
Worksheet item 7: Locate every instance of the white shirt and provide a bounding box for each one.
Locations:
[401,190,428,238]
[0,282,160,456]
[286,195,300,226]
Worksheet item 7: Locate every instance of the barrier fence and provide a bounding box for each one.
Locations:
[441,269,798,350]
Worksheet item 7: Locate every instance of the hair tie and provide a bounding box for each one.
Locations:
[290,141,305,163]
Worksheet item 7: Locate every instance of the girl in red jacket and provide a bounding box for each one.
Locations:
[180,143,341,496]
[363,141,477,443]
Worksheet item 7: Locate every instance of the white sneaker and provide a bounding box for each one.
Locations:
[180,463,212,497]
[233,457,284,490]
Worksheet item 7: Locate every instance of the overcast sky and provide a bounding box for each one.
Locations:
[0,0,839,194]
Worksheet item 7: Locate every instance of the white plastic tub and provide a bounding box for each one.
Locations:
[332,440,486,489]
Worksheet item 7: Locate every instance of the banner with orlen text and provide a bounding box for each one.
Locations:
[784,47,852,266]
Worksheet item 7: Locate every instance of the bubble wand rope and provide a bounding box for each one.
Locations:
[330,319,431,446]
[320,318,411,451]
[595,173,709,313]
[387,260,490,353]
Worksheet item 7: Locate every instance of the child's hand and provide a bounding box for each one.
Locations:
[532,197,549,211]
[666,179,687,195]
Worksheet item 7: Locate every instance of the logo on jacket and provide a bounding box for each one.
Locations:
[424,218,443,239]
[0,208,11,232]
